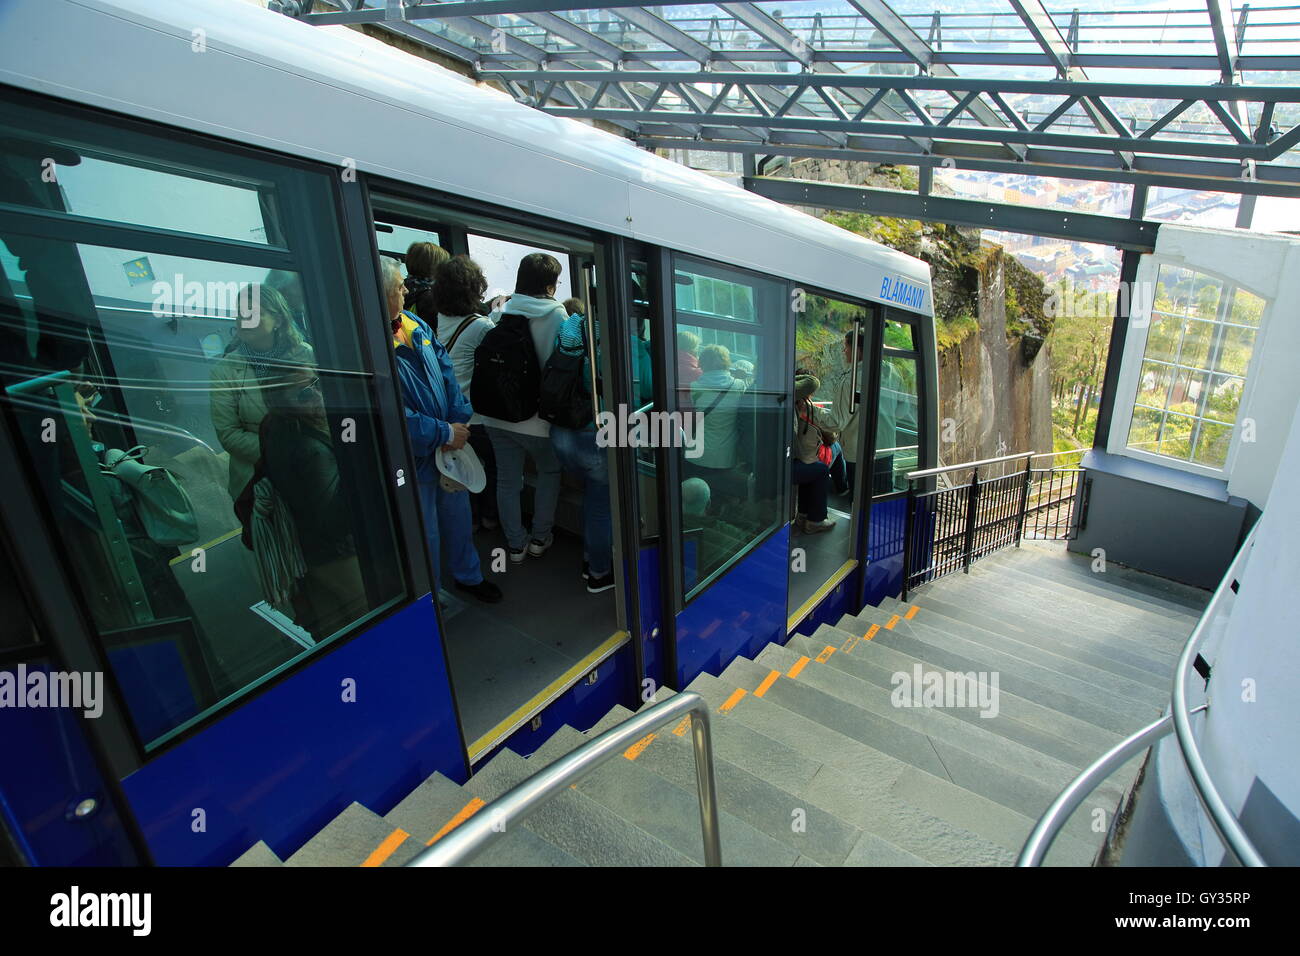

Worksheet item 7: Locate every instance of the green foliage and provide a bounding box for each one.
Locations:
[936,313,978,351]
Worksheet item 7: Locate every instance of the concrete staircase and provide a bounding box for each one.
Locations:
[232,542,1207,867]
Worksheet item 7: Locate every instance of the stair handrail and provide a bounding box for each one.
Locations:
[406,691,723,867]
[906,450,1034,481]
[1017,525,1266,867]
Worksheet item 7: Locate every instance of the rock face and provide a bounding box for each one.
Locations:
[767,157,1055,468]
[940,248,1054,468]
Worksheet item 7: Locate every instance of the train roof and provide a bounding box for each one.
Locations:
[0,0,933,316]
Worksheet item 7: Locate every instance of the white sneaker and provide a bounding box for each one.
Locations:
[801,517,836,535]
[527,535,554,557]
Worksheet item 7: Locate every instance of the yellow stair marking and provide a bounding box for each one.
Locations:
[863,624,880,641]
[361,828,411,868]
[787,656,811,678]
[624,733,657,760]
[754,670,781,698]
[719,688,747,713]
[426,797,485,846]
[905,604,920,620]
[815,644,836,663]
[672,716,692,737]
[885,614,900,629]
[840,633,861,654]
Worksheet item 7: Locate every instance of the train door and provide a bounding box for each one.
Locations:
[861,310,928,605]
[787,292,874,635]
[366,188,642,763]
[0,88,465,864]
[650,253,792,688]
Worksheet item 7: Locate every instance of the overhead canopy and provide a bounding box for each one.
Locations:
[284,1,1300,203]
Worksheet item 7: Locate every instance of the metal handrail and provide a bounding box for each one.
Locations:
[1017,525,1266,867]
[906,450,1034,480]
[407,691,722,867]
[1171,524,1266,867]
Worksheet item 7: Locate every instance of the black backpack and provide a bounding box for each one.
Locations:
[539,328,595,430]
[470,313,540,422]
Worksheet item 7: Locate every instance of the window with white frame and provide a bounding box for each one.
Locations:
[1124,263,1265,470]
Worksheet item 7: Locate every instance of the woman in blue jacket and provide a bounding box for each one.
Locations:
[381,258,501,604]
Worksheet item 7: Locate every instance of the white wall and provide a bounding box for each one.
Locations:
[1192,406,1300,862]
[1110,224,1300,508]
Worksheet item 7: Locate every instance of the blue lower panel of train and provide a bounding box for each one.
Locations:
[119,596,464,866]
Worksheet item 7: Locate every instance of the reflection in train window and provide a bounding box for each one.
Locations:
[0,115,408,751]
[873,353,920,495]
[673,257,787,597]
[467,233,572,304]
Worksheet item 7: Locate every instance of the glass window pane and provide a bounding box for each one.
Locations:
[883,319,914,351]
[467,233,572,304]
[0,97,278,245]
[1127,264,1265,471]
[674,257,786,597]
[874,354,920,495]
[1,226,406,749]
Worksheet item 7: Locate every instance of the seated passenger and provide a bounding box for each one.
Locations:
[210,285,314,502]
[687,343,749,505]
[793,373,836,534]
[384,258,501,604]
[548,308,613,594]
[260,361,367,640]
[402,241,451,326]
[431,254,499,531]
[476,253,566,563]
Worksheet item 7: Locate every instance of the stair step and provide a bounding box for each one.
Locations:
[385,771,584,867]
[820,622,1124,756]
[899,593,1172,695]
[229,840,283,867]
[687,671,1095,866]
[987,546,1208,618]
[791,626,1121,769]
[923,577,1183,679]
[587,697,868,867]
[963,560,1197,647]
[841,611,1152,738]
[529,725,800,866]
[463,748,698,867]
[720,654,1118,848]
[284,802,422,868]
[848,609,1165,727]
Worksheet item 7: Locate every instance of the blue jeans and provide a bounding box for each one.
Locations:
[792,459,830,522]
[417,478,483,589]
[486,426,561,550]
[551,426,612,578]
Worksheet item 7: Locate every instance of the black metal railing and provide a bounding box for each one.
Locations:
[901,451,1087,599]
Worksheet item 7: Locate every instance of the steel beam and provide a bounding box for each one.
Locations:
[745,177,1159,251]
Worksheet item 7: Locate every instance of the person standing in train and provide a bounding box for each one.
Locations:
[477,253,567,564]
[792,372,836,534]
[430,254,500,532]
[821,329,864,498]
[402,241,451,326]
[383,258,501,604]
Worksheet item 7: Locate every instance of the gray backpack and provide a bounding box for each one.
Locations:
[101,445,200,547]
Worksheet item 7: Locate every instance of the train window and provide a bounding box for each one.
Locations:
[0,101,409,751]
[873,353,921,495]
[628,259,659,539]
[884,319,915,351]
[1125,264,1264,470]
[467,233,573,304]
[0,99,279,246]
[375,221,445,261]
[673,256,787,597]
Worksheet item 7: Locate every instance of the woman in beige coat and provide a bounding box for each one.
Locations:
[209,284,315,499]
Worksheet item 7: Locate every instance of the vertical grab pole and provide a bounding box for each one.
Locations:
[962,466,980,573]
[1014,453,1032,547]
[901,477,916,601]
[689,707,723,867]
[581,263,600,415]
